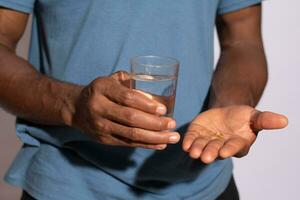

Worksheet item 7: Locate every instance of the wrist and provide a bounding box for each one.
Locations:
[208,87,256,109]
[59,83,84,127]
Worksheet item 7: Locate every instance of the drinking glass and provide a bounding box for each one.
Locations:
[130,55,180,117]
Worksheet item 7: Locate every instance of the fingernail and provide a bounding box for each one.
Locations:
[156,105,166,115]
[168,120,176,129]
[169,135,179,143]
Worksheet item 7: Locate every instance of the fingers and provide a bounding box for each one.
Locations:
[104,79,167,115]
[188,138,210,159]
[103,98,176,131]
[251,110,288,132]
[182,131,199,151]
[79,72,179,150]
[187,138,225,164]
[184,131,249,163]
[183,124,215,152]
[96,119,180,145]
[219,137,248,159]
[186,137,247,164]
[99,135,168,150]
[201,139,225,164]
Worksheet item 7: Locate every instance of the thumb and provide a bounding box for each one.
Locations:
[250,110,288,132]
[110,70,131,87]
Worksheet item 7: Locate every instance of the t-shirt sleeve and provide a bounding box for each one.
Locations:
[0,0,36,13]
[217,0,263,15]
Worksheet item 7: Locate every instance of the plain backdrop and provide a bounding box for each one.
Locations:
[0,1,299,199]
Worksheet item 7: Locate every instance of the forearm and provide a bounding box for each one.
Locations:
[0,46,82,126]
[209,41,267,108]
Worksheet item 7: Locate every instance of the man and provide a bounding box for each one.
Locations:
[0,0,288,200]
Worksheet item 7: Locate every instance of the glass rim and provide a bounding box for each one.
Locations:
[130,55,180,68]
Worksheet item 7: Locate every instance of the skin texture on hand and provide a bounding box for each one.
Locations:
[182,105,288,164]
[71,71,180,150]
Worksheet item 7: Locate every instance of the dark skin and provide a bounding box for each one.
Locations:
[183,5,288,163]
[0,9,180,150]
[0,5,288,162]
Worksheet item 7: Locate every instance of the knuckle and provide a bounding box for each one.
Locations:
[87,99,99,112]
[122,90,134,104]
[129,128,140,140]
[123,109,136,125]
[87,95,107,114]
[157,119,165,130]
[96,120,112,134]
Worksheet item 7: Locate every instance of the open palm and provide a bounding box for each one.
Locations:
[182,105,288,164]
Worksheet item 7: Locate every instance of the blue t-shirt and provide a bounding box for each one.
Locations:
[2,1,262,199]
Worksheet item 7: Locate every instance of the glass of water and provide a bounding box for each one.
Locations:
[130,55,180,117]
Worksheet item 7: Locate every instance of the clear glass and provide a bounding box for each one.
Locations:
[130,55,180,117]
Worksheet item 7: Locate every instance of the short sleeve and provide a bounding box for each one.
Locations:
[217,0,263,15]
[0,0,36,13]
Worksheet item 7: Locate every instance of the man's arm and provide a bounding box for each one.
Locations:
[0,8,180,149]
[210,4,267,108]
[0,8,82,125]
[182,5,288,163]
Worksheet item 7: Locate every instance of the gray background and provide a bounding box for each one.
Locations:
[0,1,299,199]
